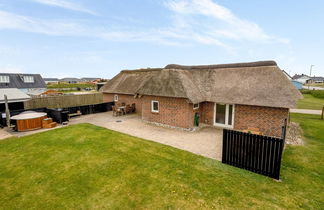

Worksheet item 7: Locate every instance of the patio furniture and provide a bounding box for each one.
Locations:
[68,110,82,119]
[125,104,132,114]
[112,106,122,116]
[121,102,126,106]
[119,106,126,115]
[131,103,136,113]
[243,127,263,135]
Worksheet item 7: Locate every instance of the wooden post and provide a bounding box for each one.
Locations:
[321,105,324,120]
[4,94,11,127]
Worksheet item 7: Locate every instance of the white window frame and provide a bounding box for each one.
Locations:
[213,103,235,128]
[23,76,34,83]
[114,94,118,102]
[151,100,159,113]
[0,76,10,83]
[193,103,199,110]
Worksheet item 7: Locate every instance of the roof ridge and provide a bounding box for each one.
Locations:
[164,60,277,70]
[121,68,163,73]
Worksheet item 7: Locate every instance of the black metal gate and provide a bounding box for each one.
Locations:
[222,129,284,179]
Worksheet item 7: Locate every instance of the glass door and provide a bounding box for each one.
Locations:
[214,103,234,128]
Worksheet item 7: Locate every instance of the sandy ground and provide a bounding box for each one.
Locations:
[70,112,223,160]
[0,112,223,160]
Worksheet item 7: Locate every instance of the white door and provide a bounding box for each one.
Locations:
[214,103,234,128]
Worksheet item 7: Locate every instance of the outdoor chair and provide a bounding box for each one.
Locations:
[131,103,136,113]
[112,106,122,116]
[121,102,126,106]
[125,104,132,114]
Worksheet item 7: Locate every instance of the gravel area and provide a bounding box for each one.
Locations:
[70,112,223,160]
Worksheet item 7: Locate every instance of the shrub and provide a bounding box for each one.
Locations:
[300,89,324,99]
[311,90,324,99]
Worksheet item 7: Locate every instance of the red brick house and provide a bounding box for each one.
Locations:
[101,61,302,137]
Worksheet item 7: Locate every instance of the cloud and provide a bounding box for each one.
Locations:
[165,0,289,43]
[0,10,89,35]
[0,0,289,49]
[30,0,97,15]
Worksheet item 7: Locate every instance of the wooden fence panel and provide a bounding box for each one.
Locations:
[222,129,284,179]
[24,93,103,109]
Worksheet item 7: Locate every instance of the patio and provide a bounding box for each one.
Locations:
[69,112,223,160]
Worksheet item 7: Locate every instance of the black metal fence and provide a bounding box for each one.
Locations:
[222,129,284,179]
[0,102,114,126]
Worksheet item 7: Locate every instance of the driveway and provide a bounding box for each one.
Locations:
[70,112,223,160]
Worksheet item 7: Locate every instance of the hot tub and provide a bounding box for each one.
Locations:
[11,111,47,132]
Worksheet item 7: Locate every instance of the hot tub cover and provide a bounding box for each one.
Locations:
[11,111,47,120]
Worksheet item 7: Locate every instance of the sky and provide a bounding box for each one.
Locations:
[0,0,323,79]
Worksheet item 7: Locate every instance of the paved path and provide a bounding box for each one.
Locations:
[290,109,322,115]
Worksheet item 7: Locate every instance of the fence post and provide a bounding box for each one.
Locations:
[281,118,287,142]
[321,105,324,120]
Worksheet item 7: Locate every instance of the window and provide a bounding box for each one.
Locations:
[114,95,118,101]
[214,103,234,128]
[23,76,34,83]
[193,103,199,109]
[0,76,10,83]
[151,100,159,113]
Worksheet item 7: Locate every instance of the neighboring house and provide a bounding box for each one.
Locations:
[0,88,31,112]
[96,82,107,91]
[81,77,101,82]
[101,61,302,138]
[0,73,46,96]
[59,78,82,84]
[307,76,324,83]
[44,78,59,84]
[292,74,311,84]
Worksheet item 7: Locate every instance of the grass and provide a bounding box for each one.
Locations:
[0,115,323,209]
[297,94,324,110]
[47,83,96,89]
[310,83,324,88]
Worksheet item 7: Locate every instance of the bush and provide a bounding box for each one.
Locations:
[311,90,324,99]
[300,89,324,99]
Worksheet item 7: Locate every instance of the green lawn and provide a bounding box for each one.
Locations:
[0,115,323,209]
[47,83,96,89]
[297,94,324,110]
[310,83,324,88]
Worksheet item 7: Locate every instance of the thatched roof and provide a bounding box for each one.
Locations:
[101,61,302,108]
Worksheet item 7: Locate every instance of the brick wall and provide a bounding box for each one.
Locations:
[234,104,289,137]
[103,93,288,137]
[142,96,197,128]
[200,102,214,125]
[103,93,143,115]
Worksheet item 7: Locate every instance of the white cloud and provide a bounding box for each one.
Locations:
[165,0,289,43]
[30,0,97,15]
[0,0,289,49]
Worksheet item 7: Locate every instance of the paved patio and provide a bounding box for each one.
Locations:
[70,112,223,160]
[0,111,223,160]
